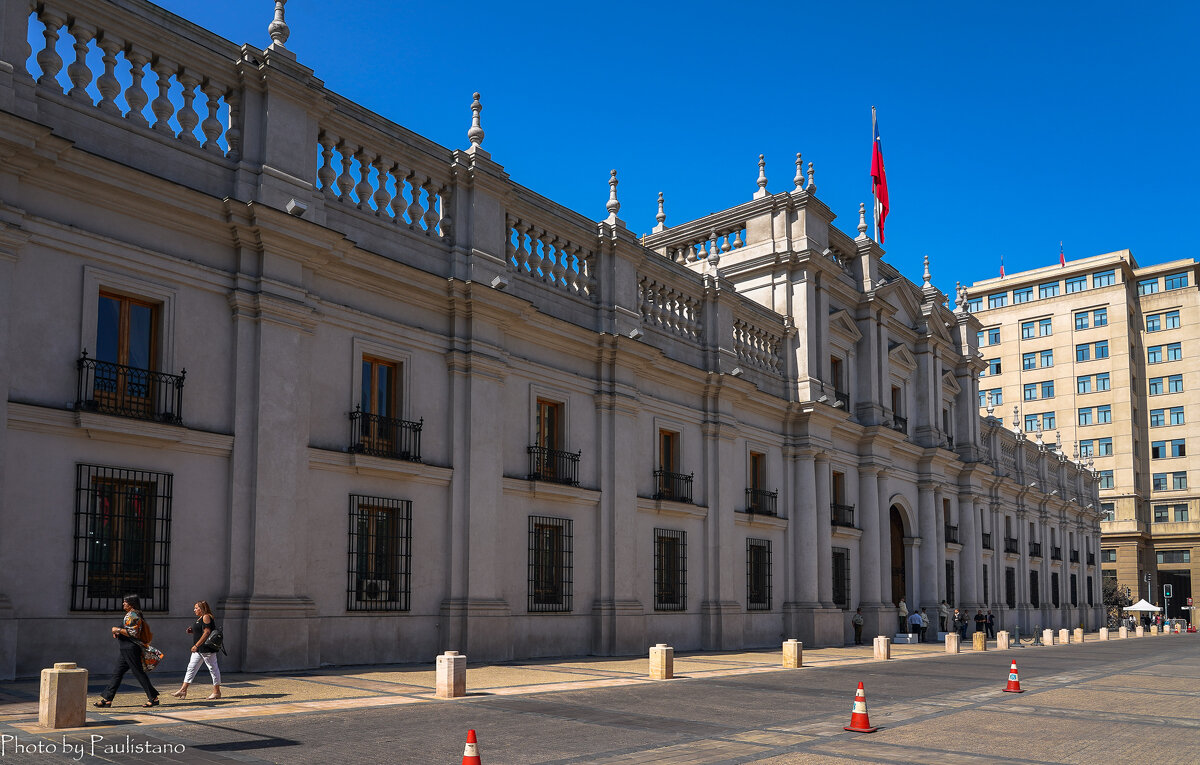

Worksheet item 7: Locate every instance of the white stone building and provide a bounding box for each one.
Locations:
[0,0,1101,678]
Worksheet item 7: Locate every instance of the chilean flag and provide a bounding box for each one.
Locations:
[871,107,889,243]
[1059,241,1066,267]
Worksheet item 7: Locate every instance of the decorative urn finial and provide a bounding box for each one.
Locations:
[857,202,868,237]
[922,255,931,288]
[606,169,621,220]
[467,92,485,147]
[268,0,289,48]
[653,191,666,232]
[794,153,804,189]
[754,154,768,198]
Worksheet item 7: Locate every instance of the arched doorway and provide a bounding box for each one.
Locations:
[890,506,907,606]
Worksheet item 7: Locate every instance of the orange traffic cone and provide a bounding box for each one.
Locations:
[461,729,481,764]
[1002,660,1023,693]
[843,681,878,732]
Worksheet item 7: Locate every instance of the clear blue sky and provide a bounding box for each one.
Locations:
[151,0,1197,297]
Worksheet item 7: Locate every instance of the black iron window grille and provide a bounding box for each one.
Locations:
[1070,573,1078,606]
[1029,541,1043,558]
[528,516,572,612]
[982,532,993,550]
[1051,572,1060,608]
[891,415,908,434]
[983,563,990,606]
[349,408,422,461]
[746,538,772,610]
[832,547,850,609]
[1004,537,1019,554]
[527,446,580,486]
[1087,552,1095,566]
[1087,575,1093,606]
[945,560,955,606]
[75,351,184,424]
[1070,549,1079,563]
[1005,567,1017,609]
[831,503,855,528]
[72,464,171,612]
[1051,546,1062,561]
[346,495,411,612]
[653,469,694,503]
[653,528,687,611]
[944,524,959,544]
[745,488,778,516]
[1030,571,1040,608]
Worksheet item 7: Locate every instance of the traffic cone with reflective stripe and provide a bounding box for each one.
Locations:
[843,681,878,732]
[461,729,481,764]
[1003,660,1024,693]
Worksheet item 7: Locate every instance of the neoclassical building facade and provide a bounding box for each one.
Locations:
[0,0,1101,678]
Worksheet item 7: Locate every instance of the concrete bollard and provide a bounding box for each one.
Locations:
[873,635,891,660]
[1074,628,1084,643]
[649,643,674,680]
[1136,625,1144,637]
[1150,625,1158,635]
[782,639,803,668]
[1059,628,1070,645]
[1099,628,1109,641]
[996,630,1010,650]
[1119,625,1128,639]
[1042,629,1054,645]
[972,631,987,651]
[435,651,467,698]
[40,663,87,728]
[945,633,960,654]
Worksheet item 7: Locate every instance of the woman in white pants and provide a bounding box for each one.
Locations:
[170,601,221,699]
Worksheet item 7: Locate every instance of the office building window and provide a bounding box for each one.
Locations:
[1041,350,1054,367]
[1041,381,1055,399]
[967,298,983,312]
[1039,318,1053,336]
[1022,353,1036,370]
[1100,549,1116,563]
[1021,321,1035,339]
[1074,313,1089,330]
[1148,346,1163,364]
[1023,383,1037,401]
[1093,270,1115,288]
[1025,414,1039,432]
[1098,437,1113,456]
[1078,376,1092,394]
[1101,503,1115,522]
[1079,440,1094,458]
[1173,472,1187,490]
[1042,411,1056,429]
[1094,308,1108,326]
[988,293,1008,309]
[1157,550,1191,564]
[347,495,412,612]
[653,528,687,611]
[528,516,573,612]
[979,388,1002,408]
[1095,340,1109,359]
[1151,409,1166,427]
[1165,272,1189,290]
[1150,377,1164,396]
[986,359,1002,375]
[1153,473,1168,491]
[1077,344,1091,362]
[1096,373,1110,391]
[1170,406,1185,425]
[1147,314,1161,332]
[1174,505,1190,522]
[1097,405,1111,424]
[1078,408,1093,426]
[1171,439,1186,457]
[1013,287,1033,303]
[1154,505,1169,522]
[1039,282,1059,299]
[1167,342,1182,361]
[1098,470,1114,489]
[1152,440,1166,458]
[987,328,1000,345]
[1168,374,1184,393]
[1066,276,1086,293]
[747,538,773,610]
[1138,278,1159,295]
[1165,310,1181,329]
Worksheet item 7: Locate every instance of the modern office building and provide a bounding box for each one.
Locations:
[966,252,1200,620]
[0,0,1101,679]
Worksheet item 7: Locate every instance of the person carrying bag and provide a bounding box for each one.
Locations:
[93,595,160,708]
[170,601,224,700]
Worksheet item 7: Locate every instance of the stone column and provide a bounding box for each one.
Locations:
[959,495,979,607]
[857,466,882,606]
[918,483,938,607]
[796,453,819,605]
[815,455,833,606]
[877,470,892,606]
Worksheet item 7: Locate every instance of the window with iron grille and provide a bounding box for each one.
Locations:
[1070,574,1078,606]
[653,529,686,611]
[982,564,989,607]
[346,495,411,611]
[747,538,772,610]
[945,560,955,606]
[1086,575,1093,606]
[831,547,850,609]
[1051,572,1060,608]
[72,464,172,611]
[529,516,572,612]
[1005,567,1016,608]
[1029,571,1040,608]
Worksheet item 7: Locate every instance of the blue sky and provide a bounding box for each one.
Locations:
[150,1,1197,297]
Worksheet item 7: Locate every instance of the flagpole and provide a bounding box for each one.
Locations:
[871,106,877,242]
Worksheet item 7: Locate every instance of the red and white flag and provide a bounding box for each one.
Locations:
[871,107,889,243]
[1000,255,1005,278]
[1059,241,1066,267]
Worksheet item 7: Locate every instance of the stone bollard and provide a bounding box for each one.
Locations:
[1136,625,1144,637]
[649,643,674,680]
[1059,628,1070,645]
[1119,625,1128,639]
[1074,628,1084,643]
[945,633,960,654]
[1099,628,1109,641]
[435,651,466,698]
[873,635,891,660]
[1150,625,1158,636]
[40,663,87,728]
[972,631,987,651]
[996,630,1010,650]
[782,639,803,668]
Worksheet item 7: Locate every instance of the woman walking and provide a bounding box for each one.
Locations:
[170,601,222,700]
[93,595,159,708]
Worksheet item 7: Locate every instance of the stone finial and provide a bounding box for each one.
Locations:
[1012,405,1020,430]
[653,191,666,233]
[922,255,931,288]
[806,161,816,191]
[857,202,868,237]
[1056,430,1062,450]
[606,169,621,222]
[985,390,995,416]
[707,230,720,270]
[268,0,289,48]
[467,92,485,147]
[754,153,768,198]
[956,281,968,312]
[794,153,804,189]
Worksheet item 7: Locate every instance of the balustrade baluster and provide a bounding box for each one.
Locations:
[721,233,731,253]
[335,142,354,202]
[224,89,242,160]
[123,47,150,126]
[405,171,424,227]
[66,22,95,103]
[316,133,336,194]
[552,237,569,287]
[35,8,65,91]
[176,73,200,144]
[505,216,518,268]
[422,179,440,234]
[149,57,177,135]
[437,184,452,239]
[353,148,373,208]
[199,82,225,153]
[387,162,407,220]
[95,35,123,115]
[526,225,543,278]
[371,156,391,216]
[733,230,743,248]
[569,245,584,293]
[538,231,555,283]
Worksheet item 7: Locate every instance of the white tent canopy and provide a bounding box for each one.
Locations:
[1123,599,1162,612]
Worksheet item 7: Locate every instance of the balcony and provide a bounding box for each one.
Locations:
[944,524,959,544]
[653,469,694,503]
[982,532,993,550]
[1050,546,1062,561]
[1070,549,1080,563]
[75,351,185,424]
[349,408,423,461]
[831,502,855,528]
[834,390,850,410]
[1004,537,1019,554]
[745,487,779,516]
[1087,552,1095,566]
[1029,541,1043,558]
[527,445,580,485]
[891,415,908,435]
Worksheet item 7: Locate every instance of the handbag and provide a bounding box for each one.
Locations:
[141,644,164,672]
[200,626,225,655]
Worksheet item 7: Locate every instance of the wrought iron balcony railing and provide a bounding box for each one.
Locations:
[891,415,908,434]
[982,532,993,550]
[1029,541,1043,558]
[1050,546,1062,561]
[654,469,694,503]
[75,351,185,424]
[1004,537,1019,554]
[831,502,855,528]
[349,408,422,461]
[1070,549,1080,563]
[527,445,581,485]
[944,524,959,544]
[1087,552,1095,566]
[745,488,778,516]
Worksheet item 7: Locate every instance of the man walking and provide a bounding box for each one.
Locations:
[908,608,923,641]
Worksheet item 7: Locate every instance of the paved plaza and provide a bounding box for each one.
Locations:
[1,633,1197,764]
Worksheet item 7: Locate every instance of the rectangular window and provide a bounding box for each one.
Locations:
[1165,310,1181,329]
[1039,282,1060,299]
[987,328,1000,345]
[1099,470,1114,489]
[967,298,983,312]
[1173,472,1187,490]
[1168,374,1184,393]
[90,291,166,419]
[831,547,851,610]
[1013,287,1033,304]
[536,399,563,451]
[945,560,956,608]
[528,516,573,612]
[747,538,773,610]
[1098,437,1113,456]
[1148,346,1163,364]
[1070,574,1078,607]
[654,529,687,611]
[1066,276,1087,293]
[1005,567,1016,609]
[1101,503,1115,522]
[986,359,1002,375]
[1165,272,1189,290]
[1042,411,1056,429]
[1023,383,1037,401]
[1167,342,1182,361]
[347,495,412,611]
[1101,549,1117,563]
[1158,550,1191,564]
[1153,473,1168,491]
[1096,373,1110,391]
[1138,278,1159,295]
[659,429,680,473]
[1078,376,1092,394]
[749,451,766,491]
[1074,313,1089,331]
[1152,441,1166,459]
[982,564,989,608]
[1041,350,1054,367]
[1022,353,1036,370]
[979,388,1002,408]
[1030,571,1040,608]
[1171,439,1186,457]
[1151,409,1165,427]
[72,464,172,611]
[1095,340,1109,359]
[1093,270,1115,288]
[1078,440,1094,458]
[1051,572,1060,608]
[1147,314,1161,332]
[988,292,1008,309]
[1078,408,1093,426]
[1174,505,1190,522]
[1039,318,1053,336]
[1097,405,1111,424]
[1149,377,1164,396]
[1076,344,1091,362]
[1021,321,1035,339]
[1170,406,1185,425]
[1025,414,1040,432]
[1094,308,1108,326]
[1154,504,1169,522]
